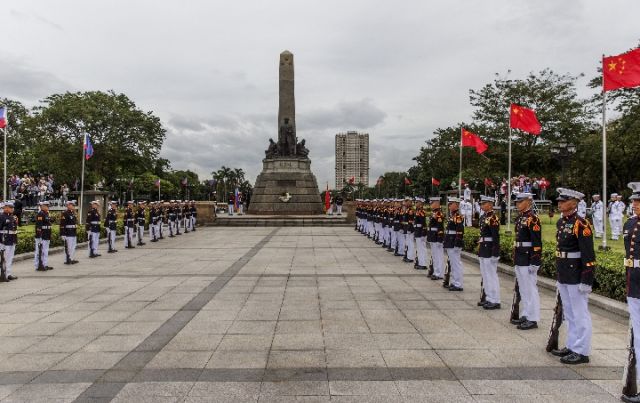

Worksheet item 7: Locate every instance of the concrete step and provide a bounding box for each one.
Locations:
[213,216,351,227]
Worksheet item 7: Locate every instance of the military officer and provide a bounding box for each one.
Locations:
[462,197,473,227]
[183,201,191,233]
[404,198,416,263]
[549,188,596,364]
[478,195,500,309]
[427,196,446,280]
[0,201,19,281]
[124,200,136,248]
[611,193,626,240]
[511,192,542,330]
[190,201,197,231]
[397,197,410,257]
[591,194,604,239]
[168,200,177,237]
[159,202,166,238]
[175,200,183,235]
[60,200,79,264]
[105,201,118,253]
[577,197,587,219]
[85,200,101,258]
[149,202,159,242]
[443,196,465,291]
[136,201,146,245]
[390,200,401,253]
[622,182,640,403]
[413,197,427,270]
[34,201,53,271]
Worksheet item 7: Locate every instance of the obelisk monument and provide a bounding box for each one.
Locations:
[248,51,324,215]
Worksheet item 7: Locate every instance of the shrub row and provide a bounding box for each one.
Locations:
[462,228,627,302]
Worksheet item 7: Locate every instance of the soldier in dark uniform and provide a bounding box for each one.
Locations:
[175,200,183,235]
[85,200,101,258]
[335,194,344,216]
[190,201,197,231]
[105,201,118,253]
[549,188,595,365]
[183,201,191,233]
[0,201,19,281]
[443,196,465,291]
[413,197,427,270]
[60,200,79,264]
[428,197,446,280]
[478,195,500,309]
[158,202,166,239]
[124,200,136,249]
[136,201,147,245]
[34,201,53,271]
[149,202,159,242]
[168,201,177,237]
[622,182,640,403]
[511,192,542,330]
[398,198,410,258]
[405,198,416,263]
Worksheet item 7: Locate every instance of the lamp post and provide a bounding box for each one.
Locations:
[550,142,577,186]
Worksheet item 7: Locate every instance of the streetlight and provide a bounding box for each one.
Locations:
[550,142,577,186]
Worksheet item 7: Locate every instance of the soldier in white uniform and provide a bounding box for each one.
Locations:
[577,198,587,219]
[463,185,471,202]
[462,198,473,227]
[590,194,604,238]
[610,194,626,240]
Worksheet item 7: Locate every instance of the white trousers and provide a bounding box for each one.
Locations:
[514,265,540,321]
[398,232,406,255]
[137,225,144,242]
[557,283,592,356]
[406,233,415,260]
[149,223,158,240]
[611,217,622,239]
[479,257,500,303]
[87,232,99,255]
[336,205,343,215]
[228,204,234,216]
[430,242,445,277]
[593,217,604,238]
[391,230,398,250]
[107,229,117,250]
[239,204,244,215]
[445,247,463,287]
[464,213,473,227]
[415,236,427,267]
[124,227,135,247]
[65,236,77,261]
[627,297,640,377]
[4,245,15,276]
[191,216,197,230]
[375,223,382,240]
[34,239,50,269]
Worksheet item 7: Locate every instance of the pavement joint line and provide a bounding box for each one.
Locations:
[70,227,280,403]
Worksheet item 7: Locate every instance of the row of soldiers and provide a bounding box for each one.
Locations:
[0,199,198,282]
[355,187,599,368]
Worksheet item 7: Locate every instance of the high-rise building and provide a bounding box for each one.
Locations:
[335,131,369,189]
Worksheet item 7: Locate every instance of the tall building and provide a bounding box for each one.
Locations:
[335,131,369,189]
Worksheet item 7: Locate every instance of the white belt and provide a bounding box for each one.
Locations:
[556,251,581,259]
[0,230,16,234]
[126,219,135,222]
[429,227,439,231]
[625,258,640,268]
[415,224,423,227]
[41,226,51,229]
[446,230,458,235]
[515,242,532,247]
[479,237,493,242]
[65,225,76,228]
[90,221,99,225]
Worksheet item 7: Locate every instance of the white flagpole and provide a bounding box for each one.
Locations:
[459,128,463,198]
[507,120,513,234]
[3,106,7,201]
[79,133,86,224]
[601,54,608,250]
[158,180,161,201]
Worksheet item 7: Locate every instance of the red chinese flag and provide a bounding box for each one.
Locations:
[603,48,640,92]
[431,177,440,186]
[325,184,330,211]
[461,128,488,154]
[404,177,412,185]
[510,104,541,135]
[348,176,355,184]
[484,178,493,187]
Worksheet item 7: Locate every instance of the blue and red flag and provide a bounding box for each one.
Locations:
[84,134,94,160]
[0,107,7,129]
[234,187,239,209]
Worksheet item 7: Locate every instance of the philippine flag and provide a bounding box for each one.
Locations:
[234,187,239,209]
[0,107,7,129]
[84,134,94,160]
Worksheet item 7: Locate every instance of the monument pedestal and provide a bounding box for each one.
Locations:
[248,157,324,215]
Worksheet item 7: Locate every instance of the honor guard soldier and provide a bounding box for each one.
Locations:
[175,200,183,235]
[397,198,410,257]
[190,201,197,231]
[591,194,604,238]
[443,196,465,291]
[158,202,166,238]
[228,193,235,216]
[611,193,626,240]
[136,201,146,245]
[427,197,446,280]
[478,195,501,309]
[550,188,595,364]
[413,197,427,270]
[149,202,158,242]
[511,192,542,330]
[381,200,390,248]
[124,200,136,248]
[35,201,53,271]
[622,182,640,403]
[184,201,191,233]
[60,200,79,264]
[404,198,416,263]
[168,201,177,237]
[389,200,400,252]
[86,200,101,258]
[105,201,118,253]
[0,201,19,281]
[577,198,587,219]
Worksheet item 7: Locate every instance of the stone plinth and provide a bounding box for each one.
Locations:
[248,157,324,215]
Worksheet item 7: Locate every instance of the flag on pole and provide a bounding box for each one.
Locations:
[348,176,355,184]
[128,178,134,189]
[181,177,188,188]
[154,178,161,188]
[83,134,94,160]
[431,177,440,186]
[376,177,384,186]
[484,178,494,187]
[0,107,7,129]
[461,128,488,154]
[325,183,330,211]
[234,187,239,209]
[510,104,541,135]
[603,48,640,92]
[404,177,412,185]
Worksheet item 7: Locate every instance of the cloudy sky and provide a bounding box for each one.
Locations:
[1,1,638,187]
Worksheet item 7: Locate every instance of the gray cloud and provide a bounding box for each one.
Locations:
[0,57,71,101]
[300,98,387,130]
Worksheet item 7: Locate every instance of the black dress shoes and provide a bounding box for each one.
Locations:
[448,285,463,292]
[510,316,526,325]
[483,302,501,310]
[621,393,640,403]
[560,352,589,364]
[550,347,572,357]
[517,320,538,330]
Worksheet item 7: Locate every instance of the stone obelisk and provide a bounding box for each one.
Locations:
[248,51,324,215]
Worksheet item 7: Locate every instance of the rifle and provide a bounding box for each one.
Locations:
[37,240,44,270]
[545,291,563,352]
[62,236,70,263]
[428,256,434,277]
[478,279,486,306]
[622,322,638,397]
[510,279,522,322]
[442,259,451,288]
[0,249,6,281]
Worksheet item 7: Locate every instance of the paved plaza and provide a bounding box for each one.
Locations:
[0,227,630,402]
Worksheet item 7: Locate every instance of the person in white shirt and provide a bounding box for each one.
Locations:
[463,185,471,202]
[610,193,626,240]
[590,194,604,238]
[577,199,587,219]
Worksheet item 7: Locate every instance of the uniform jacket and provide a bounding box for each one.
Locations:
[168,207,177,221]
[86,208,101,233]
[624,215,640,298]
[514,210,542,266]
[124,208,135,228]
[136,207,146,226]
[149,207,157,224]
[59,210,78,237]
[555,212,596,285]
[443,210,464,249]
[591,201,603,220]
[478,211,500,258]
[35,210,52,241]
[105,208,118,230]
[0,213,18,245]
[414,207,426,238]
[427,209,445,243]
[407,208,415,233]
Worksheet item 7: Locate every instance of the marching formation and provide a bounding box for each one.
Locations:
[0,199,198,282]
[355,187,601,367]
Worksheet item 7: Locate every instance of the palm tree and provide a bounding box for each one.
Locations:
[216,166,232,197]
[233,168,245,187]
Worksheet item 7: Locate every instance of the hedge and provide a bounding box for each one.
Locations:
[462,227,627,302]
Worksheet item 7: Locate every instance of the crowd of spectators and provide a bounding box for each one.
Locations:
[6,174,71,207]
[496,175,550,201]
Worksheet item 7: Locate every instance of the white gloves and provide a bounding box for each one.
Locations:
[529,265,540,275]
[578,283,592,294]
[61,236,66,241]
